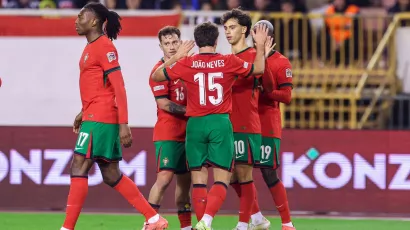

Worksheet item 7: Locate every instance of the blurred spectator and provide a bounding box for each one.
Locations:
[196,0,216,24]
[271,0,313,59]
[106,0,141,9]
[388,0,410,13]
[215,0,240,10]
[39,0,56,8]
[5,0,39,8]
[250,0,278,11]
[323,0,360,65]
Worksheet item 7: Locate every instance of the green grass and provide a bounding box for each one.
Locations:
[0,212,409,230]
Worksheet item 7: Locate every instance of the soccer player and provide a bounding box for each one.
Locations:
[252,20,296,230]
[61,3,168,230]
[221,9,273,230]
[146,26,192,230]
[151,21,269,230]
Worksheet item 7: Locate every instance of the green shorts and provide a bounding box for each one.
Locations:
[154,141,188,174]
[185,114,234,171]
[234,133,261,165]
[74,121,122,162]
[254,137,280,169]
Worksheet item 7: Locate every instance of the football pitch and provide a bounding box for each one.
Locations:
[1,212,409,230]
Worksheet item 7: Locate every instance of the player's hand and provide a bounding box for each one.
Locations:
[175,40,195,60]
[251,23,268,47]
[264,36,276,58]
[119,124,133,148]
[73,112,83,134]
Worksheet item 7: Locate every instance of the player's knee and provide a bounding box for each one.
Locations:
[235,164,253,183]
[70,155,92,177]
[155,171,174,191]
[102,173,122,186]
[260,168,280,187]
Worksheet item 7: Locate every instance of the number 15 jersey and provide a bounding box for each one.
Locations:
[163,53,255,117]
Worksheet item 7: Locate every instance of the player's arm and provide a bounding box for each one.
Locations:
[156,98,186,115]
[149,79,186,115]
[151,55,180,82]
[99,46,128,124]
[265,65,293,105]
[152,40,195,82]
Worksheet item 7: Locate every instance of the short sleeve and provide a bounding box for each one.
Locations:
[163,58,188,81]
[149,78,169,99]
[276,62,293,88]
[228,54,254,79]
[98,43,120,73]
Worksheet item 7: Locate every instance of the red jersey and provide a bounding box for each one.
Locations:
[231,47,261,134]
[149,59,188,142]
[79,35,128,124]
[164,53,254,117]
[259,51,293,138]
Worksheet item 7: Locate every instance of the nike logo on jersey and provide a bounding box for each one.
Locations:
[259,160,269,164]
[173,79,180,84]
[74,147,83,151]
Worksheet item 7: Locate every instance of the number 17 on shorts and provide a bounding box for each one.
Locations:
[256,137,281,169]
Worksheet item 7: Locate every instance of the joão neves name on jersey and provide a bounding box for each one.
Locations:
[191,60,225,69]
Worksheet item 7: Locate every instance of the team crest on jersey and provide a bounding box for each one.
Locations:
[243,62,249,68]
[286,68,292,78]
[106,52,116,63]
[163,157,169,166]
[84,53,88,63]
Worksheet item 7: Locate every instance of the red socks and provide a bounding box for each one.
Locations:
[114,174,157,220]
[251,182,261,215]
[178,210,192,228]
[192,184,207,221]
[269,180,291,223]
[204,182,227,218]
[63,177,88,229]
[239,181,255,223]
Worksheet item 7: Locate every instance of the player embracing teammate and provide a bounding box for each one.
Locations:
[222,8,296,230]
[147,26,192,230]
[152,21,269,230]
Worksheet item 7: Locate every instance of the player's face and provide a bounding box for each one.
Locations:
[159,34,182,59]
[75,9,96,36]
[223,18,246,45]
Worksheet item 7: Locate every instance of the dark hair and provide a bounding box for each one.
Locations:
[194,22,219,48]
[84,2,122,40]
[220,8,252,38]
[158,26,181,42]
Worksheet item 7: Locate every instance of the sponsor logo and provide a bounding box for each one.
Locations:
[282,148,410,190]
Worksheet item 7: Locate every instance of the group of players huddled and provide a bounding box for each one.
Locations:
[60,2,295,230]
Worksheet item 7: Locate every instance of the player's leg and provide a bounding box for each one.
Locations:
[195,114,234,230]
[61,121,95,230]
[98,161,167,229]
[259,138,295,229]
[174,147,192,230]
[232,133,261,230]
[93,122,168,229]
[175,172,192,230]
[185,116,209,222]
[147,142,180,211]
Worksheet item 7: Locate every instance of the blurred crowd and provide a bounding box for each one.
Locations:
[0,0,409,13]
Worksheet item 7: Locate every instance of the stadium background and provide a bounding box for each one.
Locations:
[1,0,410,229]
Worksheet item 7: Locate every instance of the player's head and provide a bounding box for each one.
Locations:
[75,2,122,40]
[221,8,252,45]
[194,22,219,49]
[253,20,274,44]
[158,26,182,59]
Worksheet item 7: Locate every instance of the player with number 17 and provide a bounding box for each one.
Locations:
[151,21,269,230]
